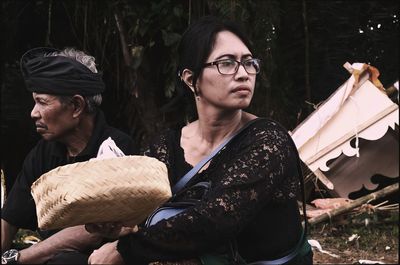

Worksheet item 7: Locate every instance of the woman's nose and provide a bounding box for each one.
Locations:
[235,63,249,79]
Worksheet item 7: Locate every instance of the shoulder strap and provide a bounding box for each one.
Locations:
[297,157,308,235]
[172,118,262,194]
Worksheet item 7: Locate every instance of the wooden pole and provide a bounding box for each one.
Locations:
[114,9,138,98]
[114,10,132,68]
[308,183,399,226]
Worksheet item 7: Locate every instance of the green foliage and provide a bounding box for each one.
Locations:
[1,0,399,148]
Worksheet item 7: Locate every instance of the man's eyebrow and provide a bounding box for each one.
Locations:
[34,95,50,102]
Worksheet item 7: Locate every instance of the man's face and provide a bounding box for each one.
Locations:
[31,93,77,141]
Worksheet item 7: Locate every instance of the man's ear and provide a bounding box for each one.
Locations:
[181,69,195,94]
[70,95,86,118]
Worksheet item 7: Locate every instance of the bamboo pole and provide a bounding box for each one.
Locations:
[114,10,131,68]
[45,0,53,46]
[302,0,311,105]
[114,8,138,98]
[308,183,399,226]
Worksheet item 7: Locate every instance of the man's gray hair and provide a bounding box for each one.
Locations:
[46,48,102,114]
[46,47,98,73]
[58,94,102,114]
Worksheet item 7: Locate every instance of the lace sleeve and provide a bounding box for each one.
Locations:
[117,120,301,263]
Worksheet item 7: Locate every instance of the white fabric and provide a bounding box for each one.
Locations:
[93,137,125,160]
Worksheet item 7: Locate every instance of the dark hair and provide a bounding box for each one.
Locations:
[162,16,253,125]
[178,15,254,93]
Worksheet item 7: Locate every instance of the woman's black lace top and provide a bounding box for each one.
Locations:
[117,118,304,264]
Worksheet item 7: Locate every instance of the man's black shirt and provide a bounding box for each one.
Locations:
[1,111,138,236]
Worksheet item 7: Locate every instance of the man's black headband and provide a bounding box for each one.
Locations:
[20,47,105,95]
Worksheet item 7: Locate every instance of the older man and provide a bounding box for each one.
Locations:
[1,47,138,264]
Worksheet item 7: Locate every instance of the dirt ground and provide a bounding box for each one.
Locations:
[308,210,398,264]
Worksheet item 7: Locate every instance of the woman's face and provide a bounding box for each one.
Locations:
[196,30,256,110]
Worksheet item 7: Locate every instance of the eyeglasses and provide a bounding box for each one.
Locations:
[203,58,261,75]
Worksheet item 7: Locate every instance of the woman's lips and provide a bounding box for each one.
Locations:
[231,86,251,93]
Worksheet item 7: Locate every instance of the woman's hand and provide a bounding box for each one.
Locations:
[88,241,125,264]
[85,222,137,239]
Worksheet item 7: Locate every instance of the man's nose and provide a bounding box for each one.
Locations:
[31,104,40,119]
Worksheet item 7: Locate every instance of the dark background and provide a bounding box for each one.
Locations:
[1,0,399,192]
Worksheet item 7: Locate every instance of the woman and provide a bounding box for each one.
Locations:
[87,15,313,265]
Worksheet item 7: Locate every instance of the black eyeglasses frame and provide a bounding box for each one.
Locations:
[202,58,261,75]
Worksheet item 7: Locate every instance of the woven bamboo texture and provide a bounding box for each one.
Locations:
[31,155,171,230]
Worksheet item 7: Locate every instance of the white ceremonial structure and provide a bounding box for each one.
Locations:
[291,63,399,198]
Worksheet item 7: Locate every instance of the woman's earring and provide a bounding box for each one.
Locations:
[196,96,200,101]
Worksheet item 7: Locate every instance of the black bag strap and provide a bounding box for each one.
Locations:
[298,157,308,235]
[172,118,262,194]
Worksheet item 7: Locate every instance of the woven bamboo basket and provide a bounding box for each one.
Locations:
[31,155,171,230]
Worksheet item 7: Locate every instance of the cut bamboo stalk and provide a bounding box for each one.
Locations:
[313,168,334,190]
[308,183,399,225]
